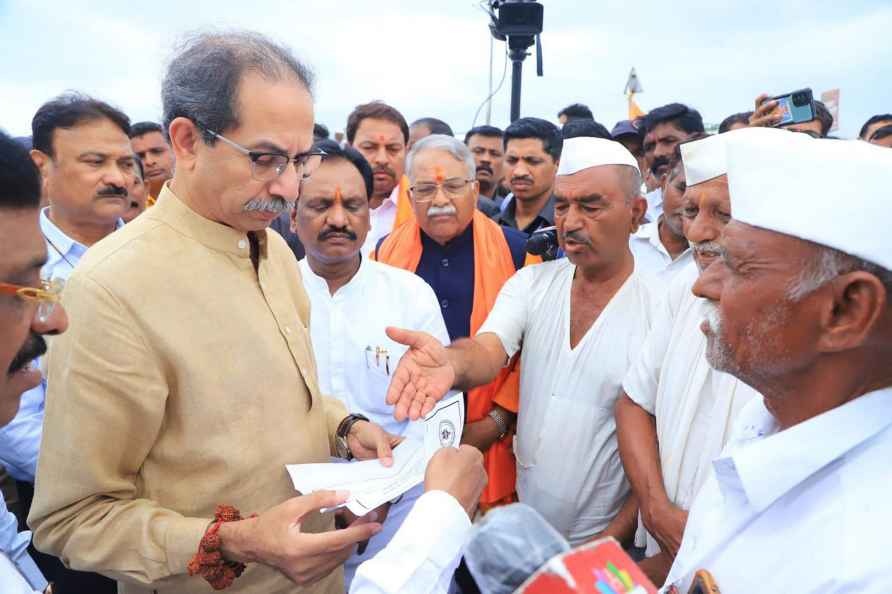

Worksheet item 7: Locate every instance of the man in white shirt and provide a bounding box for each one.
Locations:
[664,128,892,593]
[616,133,760,584]
[345,101,409,257]
[290,139,450,587]
[629,158,692,283]
[385,137,656,547]
[0,130,69,593]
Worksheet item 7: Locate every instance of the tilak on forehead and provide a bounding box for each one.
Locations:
[334,185,342,200]
[434,165,445,183]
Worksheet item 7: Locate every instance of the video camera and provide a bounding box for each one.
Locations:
[487,1,544,122]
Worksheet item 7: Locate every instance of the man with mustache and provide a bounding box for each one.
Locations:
[346,102,412,258]
[664,128,892,593]
[640,104,704,223]
[0,129,69,594]
[629,142,702,283]
[129,121,175,203]
[384,137,656,550]
[464,125,506,218]
[615,133,760,585]
[374,134,535,508]
[496,117,561,235]
[28,32,400,594]
[0,93,132,593]
[290,139,450,588]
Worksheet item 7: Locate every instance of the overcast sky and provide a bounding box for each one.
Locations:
[2,0,890,139]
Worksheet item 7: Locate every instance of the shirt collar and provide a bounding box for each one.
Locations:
[40,207,82,265]
[39,207,124,268]
[501,194,555,231]
[299,255,367,297]
[372,185,400,212]
[716,386,892,513]
[146,183,264,258]
[420,220,474,253]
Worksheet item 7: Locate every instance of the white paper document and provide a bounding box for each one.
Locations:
[286,392,464,516]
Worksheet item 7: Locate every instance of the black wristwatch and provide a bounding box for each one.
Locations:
[335,413,370,460]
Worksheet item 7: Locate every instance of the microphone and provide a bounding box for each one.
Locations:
[464,503,570,594]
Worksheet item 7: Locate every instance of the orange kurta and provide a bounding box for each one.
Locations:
[373,210,540,504]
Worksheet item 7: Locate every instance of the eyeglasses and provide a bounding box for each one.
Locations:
[0,277,64,322]
[200,126,327,182]
[409,178,475,203]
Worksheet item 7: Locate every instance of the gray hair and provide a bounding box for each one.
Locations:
[406,134,475,182]
[787,243,892,301]
[620,166,643,204]
[162,31,314,144]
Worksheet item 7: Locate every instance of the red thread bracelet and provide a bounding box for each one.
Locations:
[187,505,250,590]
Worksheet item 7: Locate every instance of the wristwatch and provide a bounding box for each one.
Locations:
[488,407,510,440]
[335,413,370,460]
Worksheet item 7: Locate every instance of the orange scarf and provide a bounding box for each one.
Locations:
[392,175,413,229]
[373,210,540,504]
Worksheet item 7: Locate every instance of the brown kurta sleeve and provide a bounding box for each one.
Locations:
[28,272,209,584]
[323,396,349,457]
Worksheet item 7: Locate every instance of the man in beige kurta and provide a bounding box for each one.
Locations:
[28,32,392,594]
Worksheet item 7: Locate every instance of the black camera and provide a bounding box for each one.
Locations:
[492,0,543,37]
[487,1,545,122]
[792,91,809,107]
[526,225,559,261]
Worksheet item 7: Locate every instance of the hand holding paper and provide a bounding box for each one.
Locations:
[286,393,464,516]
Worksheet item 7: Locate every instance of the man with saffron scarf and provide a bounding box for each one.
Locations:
[373,134,535,512]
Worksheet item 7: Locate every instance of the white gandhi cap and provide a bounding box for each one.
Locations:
[557,137,640,177]
[725,127,892,271]
[681,133,727,185]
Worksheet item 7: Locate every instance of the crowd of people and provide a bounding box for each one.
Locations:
[1,29,891,594]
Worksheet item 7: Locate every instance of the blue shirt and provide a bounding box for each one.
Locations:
[0,497,46,591]
[414,225,528,341]
[0,209,123,482]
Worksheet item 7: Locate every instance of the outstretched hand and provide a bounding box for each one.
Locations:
[384,327,455,421]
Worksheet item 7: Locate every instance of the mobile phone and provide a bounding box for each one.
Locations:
[768,88,816,127]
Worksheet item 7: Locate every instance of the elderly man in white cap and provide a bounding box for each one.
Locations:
[662,128,892,593]
[615,133,761,584]
[384,137,655,546]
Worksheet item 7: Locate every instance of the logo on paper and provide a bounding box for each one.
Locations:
[439,420,456,447]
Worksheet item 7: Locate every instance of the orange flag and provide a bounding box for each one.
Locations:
[628,94,646,120]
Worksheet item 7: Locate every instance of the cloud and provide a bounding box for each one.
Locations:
[1,0,890,138]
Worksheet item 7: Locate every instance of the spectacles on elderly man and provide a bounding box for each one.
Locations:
[0,277,64,322]
[410,178,475,203]
[197,124,326,182]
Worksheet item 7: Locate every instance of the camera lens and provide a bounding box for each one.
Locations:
[792,93,806,106]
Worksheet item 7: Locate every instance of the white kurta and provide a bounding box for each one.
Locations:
[629,221,693,285]
[361,187,399,258]
[663,387,892,594]
[299,257,450,586]
[623,263,760,555]
[478,259,656,545]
